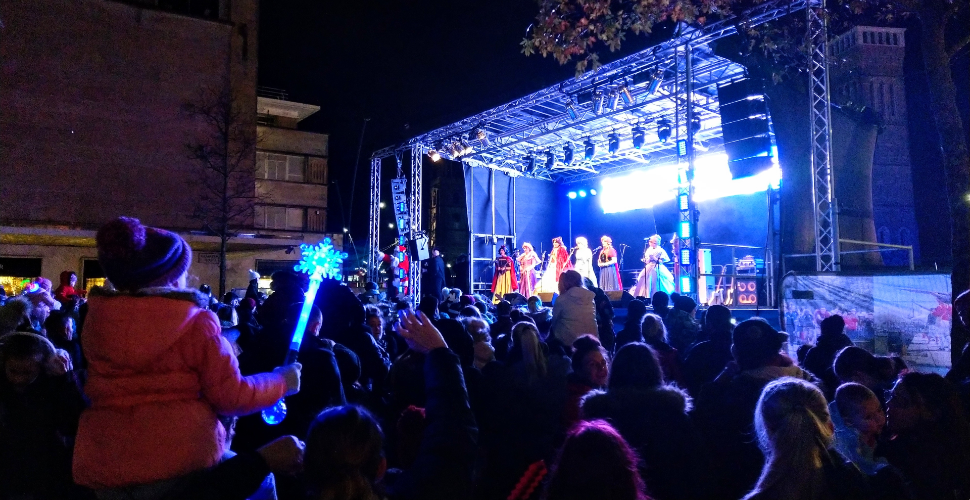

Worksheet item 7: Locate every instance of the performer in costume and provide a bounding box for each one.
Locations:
[573,237,598,287]
[491,245,518,304]
[517,242,541,298]
[537,236,572,293]
[631,234,674,297]
[597,236,623,291]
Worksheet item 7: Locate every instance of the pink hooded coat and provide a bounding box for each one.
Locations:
[73,288,287,489]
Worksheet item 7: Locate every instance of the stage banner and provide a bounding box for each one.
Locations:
[782,273,951,374]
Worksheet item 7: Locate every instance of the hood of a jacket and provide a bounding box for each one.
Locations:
[84,286,212,369]
[581,384,693,416]
[738,364,814,384]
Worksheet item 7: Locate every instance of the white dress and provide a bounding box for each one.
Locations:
[574,247,598,287]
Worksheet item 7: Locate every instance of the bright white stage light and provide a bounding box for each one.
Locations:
[599,153,782,214]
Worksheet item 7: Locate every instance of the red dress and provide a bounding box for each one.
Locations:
[491,256,519,293]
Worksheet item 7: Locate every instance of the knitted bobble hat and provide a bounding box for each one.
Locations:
[95,217,192,291]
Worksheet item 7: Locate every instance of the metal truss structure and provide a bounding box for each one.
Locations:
[371,0,838,297]
[367,156,382,281]
[807,0,840,272]
[409,144,423,300]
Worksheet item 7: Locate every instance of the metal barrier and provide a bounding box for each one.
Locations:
[783,239,914,271]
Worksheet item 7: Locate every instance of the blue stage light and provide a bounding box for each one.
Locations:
[565,99,578,120]
[619,84,634,106]
[679,194,689,211]
[657,118,672,143]
[608,131,620,154]
[677,139,688,157]
[680,276,692,293]
[632,124,645,149]
[592,91,604,114]
[679,221,691,239]
[579,190,587,197]
[584,138,595,160]
[681,249,691,266]
[568,191,578,199]
[590,189,597,195]
[564,143,574,164]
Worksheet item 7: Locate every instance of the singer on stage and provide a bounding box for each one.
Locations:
[491,245,518,303]
[598,235,622,291]
[574,236,598,287]
[517,242,541,298]
[537,236,571,293]
[631,234,674,297]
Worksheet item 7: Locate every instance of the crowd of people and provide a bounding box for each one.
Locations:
[2,216,970,500]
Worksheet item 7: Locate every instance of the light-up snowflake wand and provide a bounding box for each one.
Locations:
[262,238,348,425]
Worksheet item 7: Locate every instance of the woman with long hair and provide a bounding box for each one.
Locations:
[641,313,685,387]
[630,235,673,298]
[518,242,541,299]
[492,246,519,304]
[743,377,870,500]
[544,420,650,500]
[573,237,598,288]
[597,236,623,292]
[538,237,572,293]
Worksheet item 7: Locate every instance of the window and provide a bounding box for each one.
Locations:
[257,152,305,182]
[255,205,306,231]
[877,82,885,113]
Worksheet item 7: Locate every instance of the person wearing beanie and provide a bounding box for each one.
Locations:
[73,217,303,493]
[664,295,700,354]
[24,287,56,333]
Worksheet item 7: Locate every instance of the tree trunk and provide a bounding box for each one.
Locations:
[917,1,970,361]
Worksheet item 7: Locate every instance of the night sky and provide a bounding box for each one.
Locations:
[258,0,968,269]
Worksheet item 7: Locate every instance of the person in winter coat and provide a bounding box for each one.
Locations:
[54,270,85,307]
[742,377,872,500]
[303,309,478,500]
[692,318,821,500]
[682,305,733,397]
[803,315,853,398]
[563,335,609,431]
[641,314,685,388]
[544,420,651,500]
[551,270,598,348]
[582,342,713,500]
[72,217,302,492]
[0,332,87,499]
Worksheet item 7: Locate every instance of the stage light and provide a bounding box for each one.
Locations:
[475,127,488,141]
[389,223,395,229]
[657,118,672,143]
[648,69,663,94]
[681,249,691,266]
[579,190,587,197]
[691,116,702,134]
[343,227,349,233]
[632,123,645,149]
[590,189,597,195]
[584,137,595,160]
[565,99,579,120]
[679,221,691,239]
[592,91,604,114]
[679,194,689,210]
[428,150,441,162]
[545,150,556,170]
[680,276,692,293]
[568,191,578,199]
[608,131,620,154]
[563,143,575,164]
[460,139,473,155]
[607,90,620,111]
[677,139,688,157]
[448,141,461,156]
[619,84,634,106]
[525,155,537,174]
[379,202,386,209]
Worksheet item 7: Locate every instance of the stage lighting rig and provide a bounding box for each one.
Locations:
[584,137,595,160]
[563,143,575,164]
[428,150,441,162]
[657,118,672,143]
[632,123,645,149]
[608,130,620,154]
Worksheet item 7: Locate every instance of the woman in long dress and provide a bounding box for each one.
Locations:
[597,236,623,291]
[537,237,571,293]
[517,242,541,298]
[573,236,598,287]
[491,245,518,304]
[631,234,674,297]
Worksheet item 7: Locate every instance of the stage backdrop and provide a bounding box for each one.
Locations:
[463,166,557,293]
[782,273,951,374]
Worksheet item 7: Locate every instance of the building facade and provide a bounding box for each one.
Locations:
[0,0,334,296]
[831,26,921,266]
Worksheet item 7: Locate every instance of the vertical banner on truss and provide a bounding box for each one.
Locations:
[808,0,839,272]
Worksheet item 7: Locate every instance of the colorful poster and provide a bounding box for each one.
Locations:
[782,273,951,374]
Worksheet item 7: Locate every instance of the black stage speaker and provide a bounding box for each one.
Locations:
[409,233,430,261]
[606,290,635,307]
[653,197,680,235]
[718,79,773,179]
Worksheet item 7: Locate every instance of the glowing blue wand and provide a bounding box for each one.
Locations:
[262,238,348,425]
